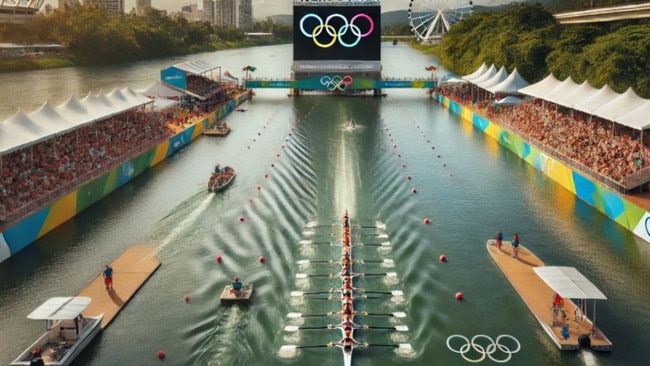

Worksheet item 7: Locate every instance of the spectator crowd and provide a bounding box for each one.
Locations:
[436,82,650,192]
[0,79,246,223]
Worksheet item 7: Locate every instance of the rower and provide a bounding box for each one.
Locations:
[231,276,243,294]
[341,253,350,265]
[338,329,359,352]
[342,292,354,304]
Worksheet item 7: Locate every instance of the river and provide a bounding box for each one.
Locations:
[1,43,649,366]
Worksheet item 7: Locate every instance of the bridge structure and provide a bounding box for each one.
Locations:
[555,2,650,24]
[244,0,436,95]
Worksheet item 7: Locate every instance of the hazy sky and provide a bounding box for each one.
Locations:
[44,0,512,19]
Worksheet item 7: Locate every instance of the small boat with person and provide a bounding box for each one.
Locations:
[220,276,254,304]
[203,121,231,136]
[208,165,235,192]
[11,297,104,366]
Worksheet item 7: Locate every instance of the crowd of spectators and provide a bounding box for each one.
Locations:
[0,81,247,223]
[0,45,67,60]
[436,82,650,191]
[186,74,224,99]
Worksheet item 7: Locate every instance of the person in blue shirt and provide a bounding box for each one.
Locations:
[496,229,503,251]
[231,276,243,293]
[512,233,520,258]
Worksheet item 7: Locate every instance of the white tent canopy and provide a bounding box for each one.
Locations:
[461,62,487,81]
[496,95,523,106]
[487,68,530,94]
[27,297,91,320]
[533,266,607,300]
[544,77,580,106]
[518,74,562,100]
[572,84,620,116]
[171,59,218,75]
[476,66,509,90]
[467,64,497,84]
[562,80,598,107]
[138,81,185,99]
[592,87,648,123]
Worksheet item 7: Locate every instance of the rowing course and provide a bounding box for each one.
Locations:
[3,43,650,366]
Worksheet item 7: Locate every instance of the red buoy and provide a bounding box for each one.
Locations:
[411,188,417,194]
[264,174,269,178]
[184,295,190,303]
[271,163,275,167]
[392,144,397,148]
[239,217,245,222]
[259,256,265,263]
[257,186,261,190]
[440,255,447,262]
[455,292,463,300]
[157,350,166,359]
[216,255,222,263]
[407,175,412,180]
[424,218,430,224]
[276,153,280,157]
[402,164,406,168]
[397,154,401,158]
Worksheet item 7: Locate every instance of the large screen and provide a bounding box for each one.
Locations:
[293,5,381,61]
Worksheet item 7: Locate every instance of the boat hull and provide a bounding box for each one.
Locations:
[11,314,104,366]
[0,92,249,263]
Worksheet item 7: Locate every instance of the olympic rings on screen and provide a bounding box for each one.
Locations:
[446,334,521,363]
[300,13,374,48]
[320,75,354,91]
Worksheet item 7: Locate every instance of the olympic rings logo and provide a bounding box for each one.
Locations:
[300,13,374,48]
[320,75,354,91]
[446,334,521,363]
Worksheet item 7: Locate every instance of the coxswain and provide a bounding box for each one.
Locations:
[231,276,243,294]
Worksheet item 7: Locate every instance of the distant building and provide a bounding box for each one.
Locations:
[83,0,125,14]
[135,0,151,15]
[214,0,252,28]
[58,0,80,10]
[203,0,215,24]
[215,0,237,27]
[239,0,252,30]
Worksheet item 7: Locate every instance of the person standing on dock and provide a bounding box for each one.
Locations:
[511,233,520,258]
[103,264,113,291]
[496,229,503,251]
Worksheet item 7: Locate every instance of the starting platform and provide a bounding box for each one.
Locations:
[486,239,612,351]
[78,245,160,329]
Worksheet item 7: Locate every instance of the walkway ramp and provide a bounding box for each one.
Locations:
[78,245,160,329]
[486,240,612,351]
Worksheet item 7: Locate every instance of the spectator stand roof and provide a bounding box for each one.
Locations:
[0,88,153,155]
[160,60,221,99]
[486,67,530,95]
[475,66,509,90]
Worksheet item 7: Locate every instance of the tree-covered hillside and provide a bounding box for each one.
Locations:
[435,3,650,97]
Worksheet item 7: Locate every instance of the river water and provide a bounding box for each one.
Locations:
[1,44,649,366]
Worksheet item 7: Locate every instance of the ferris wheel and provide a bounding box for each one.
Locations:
[408,0,473,42]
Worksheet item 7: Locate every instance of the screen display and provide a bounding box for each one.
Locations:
[293,5,381,61]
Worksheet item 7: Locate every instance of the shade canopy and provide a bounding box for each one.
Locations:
[533,266,607,300]
[27,297,92,320]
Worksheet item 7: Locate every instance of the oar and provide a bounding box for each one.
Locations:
[287,311,407,318]
[290,289,403,297]
[297,259,394,265]
[358,242,391,247]
[367,343,413,350]
[296,272,397,279]
[284,324,408,332]
[279,344,330,352]
[358,311,407,318]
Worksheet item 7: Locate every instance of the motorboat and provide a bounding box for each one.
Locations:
[11,297,104,366]
[208,166,236,192]
[203,122,231,136]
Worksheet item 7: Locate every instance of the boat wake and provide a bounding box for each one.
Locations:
[157,194,215,254]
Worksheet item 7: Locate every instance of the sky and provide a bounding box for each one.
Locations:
[43,0,512,19]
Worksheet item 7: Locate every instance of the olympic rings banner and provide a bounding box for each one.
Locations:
[293,5,381,61]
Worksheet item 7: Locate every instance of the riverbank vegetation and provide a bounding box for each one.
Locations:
[425,3,650,97]
[0,5,291,72]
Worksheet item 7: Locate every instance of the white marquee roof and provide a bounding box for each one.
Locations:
[487,68,530,94]
[468,64,497,84]
[138,80,185,98]
[461,62,487,81]
[533,266,606,300]
[476,66,509,90]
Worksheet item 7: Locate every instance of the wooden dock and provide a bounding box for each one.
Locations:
[78,245,160,329]
[486,239,612,351]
